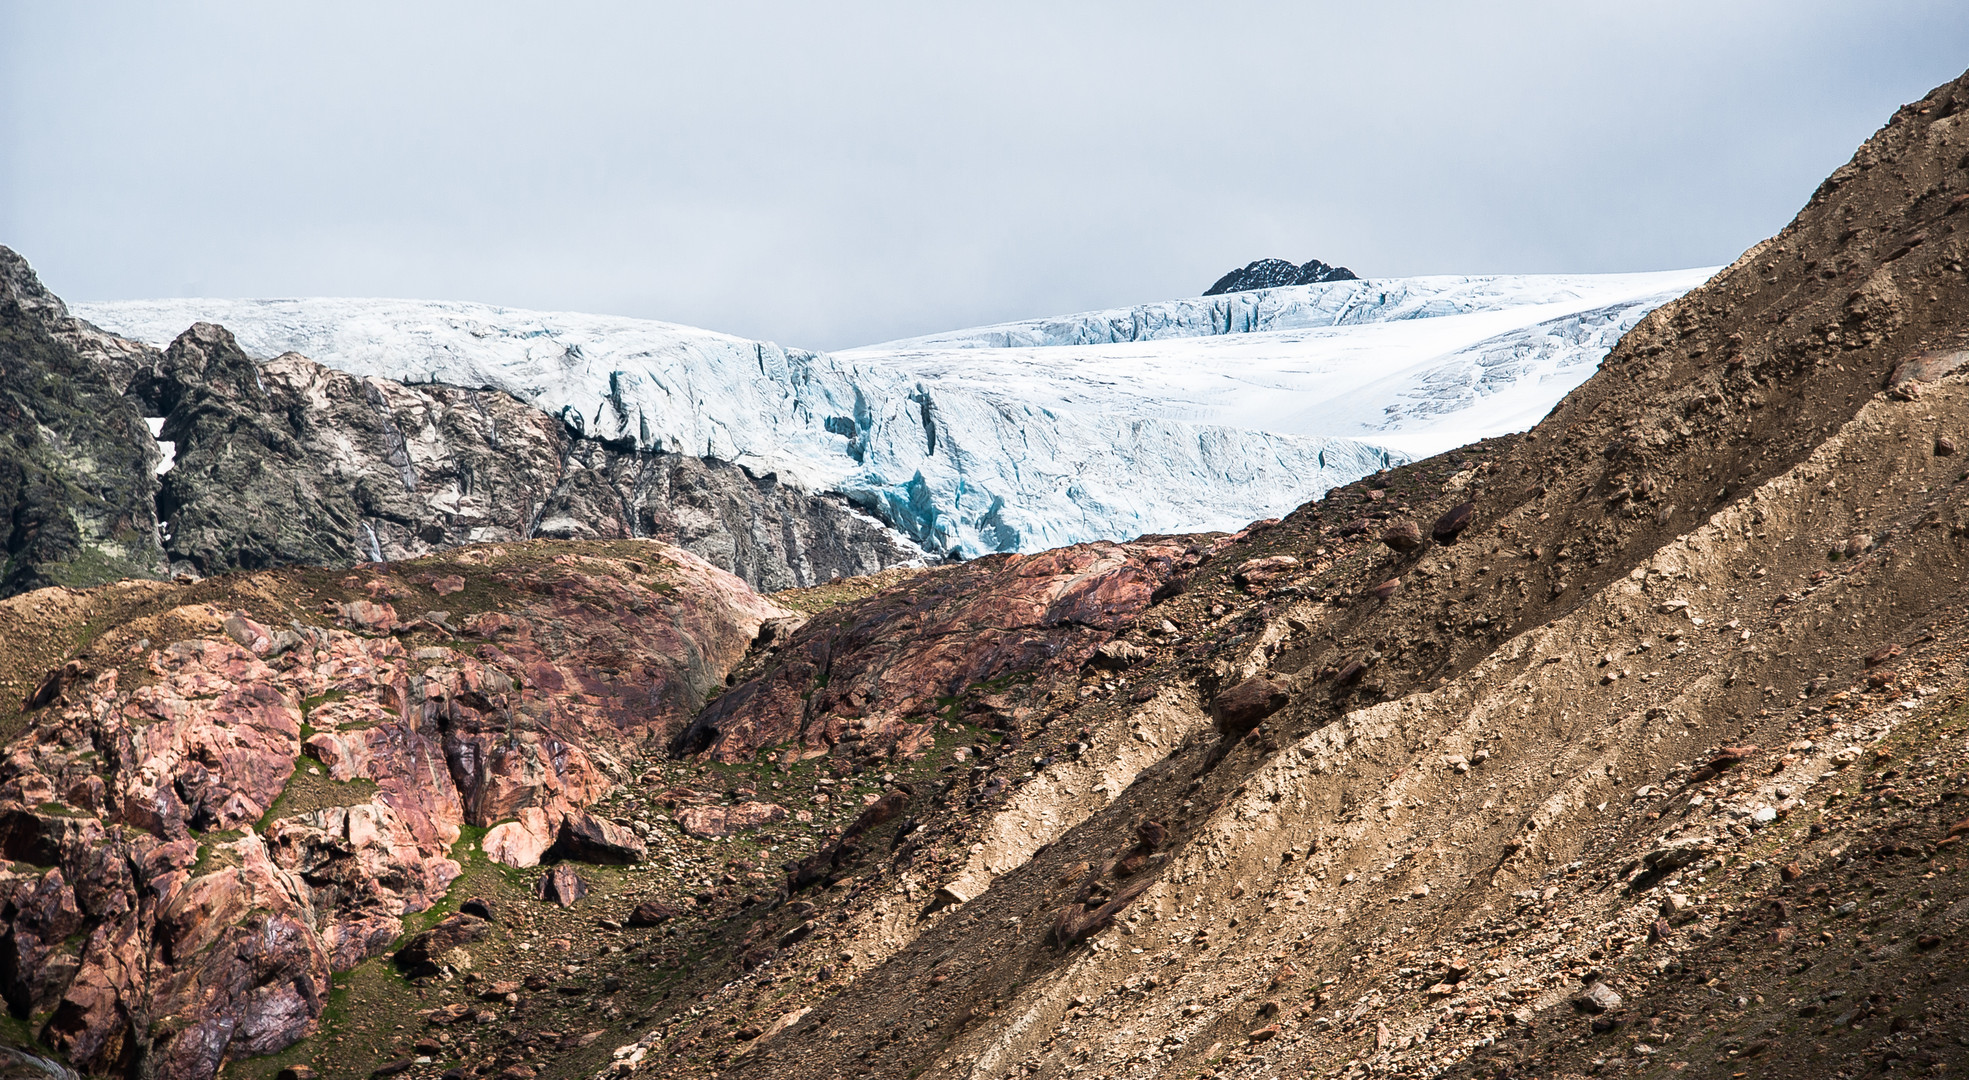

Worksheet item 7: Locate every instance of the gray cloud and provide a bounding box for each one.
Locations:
[4,1,1966,349]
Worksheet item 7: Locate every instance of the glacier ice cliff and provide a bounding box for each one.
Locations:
[76,269,1713,559]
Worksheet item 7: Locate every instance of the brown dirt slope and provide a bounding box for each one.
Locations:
[690,66,1969,1080]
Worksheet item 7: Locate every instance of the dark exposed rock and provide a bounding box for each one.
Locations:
[548,811,647,865]
[1381,520,1423,552]
[131,322,925,593]
[0,246,926,598]
[1431,501,1475,545]
[1203,258,1359,296]
[0,247,166,597]
[1213,677,1290,735]
[395,914,489,977]
[460,897,494,921]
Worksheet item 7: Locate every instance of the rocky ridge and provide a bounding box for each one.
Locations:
[1204,258,1359,295]
[0,255,927,598]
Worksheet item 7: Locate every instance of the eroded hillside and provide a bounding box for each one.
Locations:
[0,67,1967,1080]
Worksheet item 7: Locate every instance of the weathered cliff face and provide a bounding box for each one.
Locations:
[0,540,787,1077]
[0,249,166,596]
[0,257,928,598]
[125,321,926,591]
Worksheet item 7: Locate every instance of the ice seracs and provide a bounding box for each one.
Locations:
[76,268,1714,558]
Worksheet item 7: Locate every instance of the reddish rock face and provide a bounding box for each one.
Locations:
[0,541,785,1078]
[674,540,1194,763]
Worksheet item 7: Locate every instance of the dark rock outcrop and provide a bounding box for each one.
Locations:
[124,321,924,592]
[1203,258,1359,296]
[0,249,166,596]
[0,250,928,599]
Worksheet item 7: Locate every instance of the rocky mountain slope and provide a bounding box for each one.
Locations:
[1204,258,1360,295]
[0,254,924,597]
[1,65,1967,1080]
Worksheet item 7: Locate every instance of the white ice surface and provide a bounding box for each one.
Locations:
[76,268,1713,557]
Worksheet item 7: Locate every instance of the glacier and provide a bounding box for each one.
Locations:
[75,268,1714,559]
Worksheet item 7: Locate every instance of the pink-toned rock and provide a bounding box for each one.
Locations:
[675,540,1186,762]
[1233,555,1301,588]
[534,864,588,907]
[0,539,792,1078]
[482,808,554,869]
[223,612,277,654]
[676,802,788,838]
[338,600,397,633]
[431,574,466,596]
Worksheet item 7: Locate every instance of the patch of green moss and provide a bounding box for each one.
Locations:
[253,766,380,835]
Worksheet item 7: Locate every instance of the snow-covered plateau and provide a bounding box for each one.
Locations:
[76,268,1715,558]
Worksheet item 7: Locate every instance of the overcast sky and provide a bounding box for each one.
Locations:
[4,3,1967,350]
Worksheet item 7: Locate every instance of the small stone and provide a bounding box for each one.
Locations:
[1864,643,1904,669]
[1936,435,1958,457]
[1780,862,1803,882]
[1571,981,1622,1014]
[1369,578,1401,601]
[460,897,494,921]
[432,574,467,596]
[1248,1023,1279,1042]
[372,1061,414,1078]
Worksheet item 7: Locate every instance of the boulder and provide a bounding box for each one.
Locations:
[1381,521,1423,552]
[1213,677,1290,735]
[676,802,788,839]
[1233,555,1300,588]
[395,914,488,977]
[1432,502,1475,545]
[1571,981,1622,1014]
[549,811,647,865]
[627,900,682,927]
[534,864,588,908]
[338,601,397,633]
